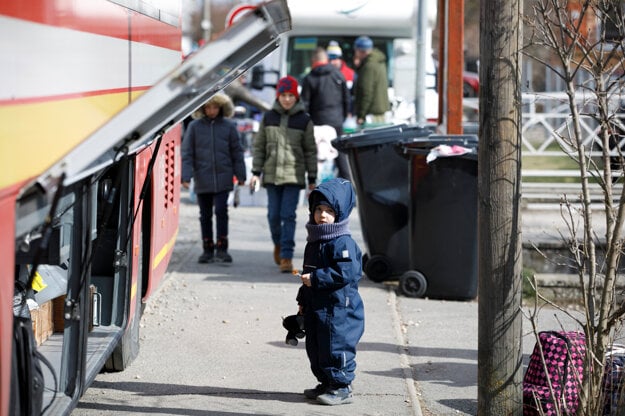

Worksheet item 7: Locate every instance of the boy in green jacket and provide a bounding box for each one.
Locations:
[250,76,317,273]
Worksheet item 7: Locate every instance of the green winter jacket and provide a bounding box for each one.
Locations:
[252,99,317,187]
[354,48,390,119]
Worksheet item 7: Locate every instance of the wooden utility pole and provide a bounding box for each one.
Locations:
[477,0,524,414]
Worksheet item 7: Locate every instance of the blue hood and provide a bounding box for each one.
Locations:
[308,178,356,223]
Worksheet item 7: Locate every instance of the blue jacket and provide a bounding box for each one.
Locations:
[297,178,365,387]
[181,116,246,194]
[299,179,364,311]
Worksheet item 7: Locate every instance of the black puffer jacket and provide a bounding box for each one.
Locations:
[181,99,246,193]
[300,63,350,129]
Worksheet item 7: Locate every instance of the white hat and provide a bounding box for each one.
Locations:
[327,40,342,59]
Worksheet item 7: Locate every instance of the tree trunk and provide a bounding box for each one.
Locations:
[477,0,524,414]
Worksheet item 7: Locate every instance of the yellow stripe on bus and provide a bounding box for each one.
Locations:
[0,91,144,189]
[152,227,179,271]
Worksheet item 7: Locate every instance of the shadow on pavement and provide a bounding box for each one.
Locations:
[76,401,271,416]
[85,380,304,404]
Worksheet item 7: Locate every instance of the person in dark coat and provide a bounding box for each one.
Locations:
[301,47,350,134]
[296,178,365,406]
[182,93,246,263]
[300,47,351,181]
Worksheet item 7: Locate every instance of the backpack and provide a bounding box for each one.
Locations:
[523,331,586,416]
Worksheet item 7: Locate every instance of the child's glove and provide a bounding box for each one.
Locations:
[282,314,305,346]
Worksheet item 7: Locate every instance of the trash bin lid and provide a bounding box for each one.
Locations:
[398,134,478,160]
[400,134,478,147]
[332,124,433,150]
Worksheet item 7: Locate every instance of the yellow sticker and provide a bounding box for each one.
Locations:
[32,271,48,292]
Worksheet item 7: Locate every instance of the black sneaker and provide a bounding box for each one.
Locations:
[316,386,353,405]
[303,384,327,400]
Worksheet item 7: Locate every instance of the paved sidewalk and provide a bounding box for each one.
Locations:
[170,193,586,416]
[74,189,593,416]
[75,192,420,415]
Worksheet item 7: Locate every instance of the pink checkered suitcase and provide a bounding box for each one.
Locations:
[523,331,586,416]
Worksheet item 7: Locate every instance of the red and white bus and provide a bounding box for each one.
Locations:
[0,1,290,415]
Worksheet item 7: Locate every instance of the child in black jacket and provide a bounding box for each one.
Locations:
[296,178,365,405]
[181,93,246,263]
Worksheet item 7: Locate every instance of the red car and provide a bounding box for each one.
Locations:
[463,70,480,97]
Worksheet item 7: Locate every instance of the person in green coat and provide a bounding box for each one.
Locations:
[250,76,317,273]
[353,36,390,126]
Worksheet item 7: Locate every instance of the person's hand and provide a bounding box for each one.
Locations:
[182,181,190,189]
[238,180,246,186]
[307,183,316,191]
[250,175,260,192]
[301,273,311,287]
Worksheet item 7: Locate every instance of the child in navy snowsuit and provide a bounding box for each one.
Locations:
[297,178,365,405]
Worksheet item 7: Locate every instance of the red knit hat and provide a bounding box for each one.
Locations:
[276,75,299,100]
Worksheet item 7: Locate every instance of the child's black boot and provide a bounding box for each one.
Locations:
[198,239,214,263]
[215,237,232,263]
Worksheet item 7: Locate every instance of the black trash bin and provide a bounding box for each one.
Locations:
[332,124,433,282]
[397,135,479,300]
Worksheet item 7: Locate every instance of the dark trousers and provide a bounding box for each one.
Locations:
[304,306,360,388]
[197,191,229,241]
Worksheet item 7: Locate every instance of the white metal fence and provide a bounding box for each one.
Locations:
[465,92,625,157]
[463,93,625,202]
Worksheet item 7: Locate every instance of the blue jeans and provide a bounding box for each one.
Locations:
[265,184,301,260]
[197,191,229,241]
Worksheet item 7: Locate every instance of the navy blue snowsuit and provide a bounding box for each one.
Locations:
[297,178,365,389]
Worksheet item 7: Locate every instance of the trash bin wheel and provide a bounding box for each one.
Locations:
[364,255,393,282]
[399,271,427,298]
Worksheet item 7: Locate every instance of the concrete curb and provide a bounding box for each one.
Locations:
[389,286,423,416]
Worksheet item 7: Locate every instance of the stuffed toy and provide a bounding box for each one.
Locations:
[282,314,305,346]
